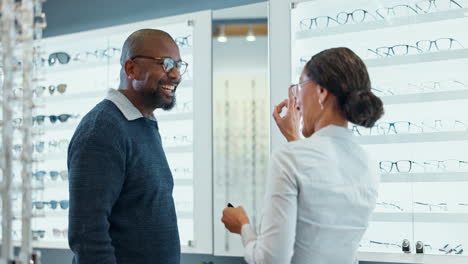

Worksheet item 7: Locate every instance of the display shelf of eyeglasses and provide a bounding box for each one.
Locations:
[364,48,468,68]
[156,112,193,122]
[2,240,70,250]
[381,172,468,183]
[174,178,193,186]
[41,89,107,104]
[164,145,193,154]
[380,89,468,105]
[372,212,468,223]
[295,8,468,39]
[42,56,120,75]
[295,49,468,75]
[176,210,194,219]
[357,251,468,264]
[38,122,80,133]
[356,130,468,145]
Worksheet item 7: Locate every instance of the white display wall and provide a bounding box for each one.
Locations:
[25,10,213,254]
[270,0,468,262]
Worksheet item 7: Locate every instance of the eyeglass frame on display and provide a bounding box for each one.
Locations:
[368,37,464,58]
[175,35,193,48]
[379,160,425,173]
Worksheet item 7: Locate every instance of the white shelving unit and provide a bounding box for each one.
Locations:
[358,251,468,264]
[365,49,468,68]
[357,131,468,145]
[295,8,468,39]
[381,172,468,183]
[372,213,468,223]
[381,90,468,105]
[32,10,213,255]
[269,0,468,262]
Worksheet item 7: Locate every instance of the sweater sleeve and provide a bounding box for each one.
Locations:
[67,117,126,264]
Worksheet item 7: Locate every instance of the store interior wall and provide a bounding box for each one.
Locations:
[42,0,265,37]
[38,1,410,263]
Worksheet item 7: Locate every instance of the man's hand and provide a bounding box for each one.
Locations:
[221,206,250,234]
[272,85,301,142]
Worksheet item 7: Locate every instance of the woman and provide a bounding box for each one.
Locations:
[221,47,384,264]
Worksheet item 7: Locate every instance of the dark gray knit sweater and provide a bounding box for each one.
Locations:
[68,99,180,264]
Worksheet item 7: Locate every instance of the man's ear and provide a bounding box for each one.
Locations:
[124,59,136,80]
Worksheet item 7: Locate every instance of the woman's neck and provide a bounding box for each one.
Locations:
[314,107,348,132]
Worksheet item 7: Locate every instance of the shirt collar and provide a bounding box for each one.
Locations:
[105,88,157,122]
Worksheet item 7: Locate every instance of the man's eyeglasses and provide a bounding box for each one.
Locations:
[131,56,188,76]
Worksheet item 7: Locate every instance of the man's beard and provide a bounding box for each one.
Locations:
[152,85,176,111]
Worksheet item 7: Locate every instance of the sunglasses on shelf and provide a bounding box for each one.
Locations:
[47,52,70,66]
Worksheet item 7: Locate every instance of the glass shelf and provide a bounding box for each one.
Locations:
[356,131,468,145]
[381,90,468,105]
[295,8,468,39]
[381,172,468,183]
[372,213,468,223]
[365,49,468,68]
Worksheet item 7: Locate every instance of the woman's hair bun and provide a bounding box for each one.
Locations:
[342,90,384,128]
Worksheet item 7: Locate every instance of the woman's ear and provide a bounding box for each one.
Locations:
[317,85,329,104]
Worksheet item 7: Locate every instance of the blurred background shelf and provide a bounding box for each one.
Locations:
[372,212,468,223]
[356,131,468,145]
[295,8,468,39]
[381,172,468,183]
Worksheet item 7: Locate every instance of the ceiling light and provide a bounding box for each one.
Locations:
[217,25,227,43]
[246,24,256,42]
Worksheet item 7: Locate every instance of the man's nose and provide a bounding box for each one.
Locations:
[167,66,181,80]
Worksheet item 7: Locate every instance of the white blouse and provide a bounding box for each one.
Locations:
[241,125,380,264]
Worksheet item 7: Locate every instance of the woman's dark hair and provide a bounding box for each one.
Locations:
[304,47,384,128]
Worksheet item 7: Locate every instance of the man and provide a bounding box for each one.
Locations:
[68,29,188,264]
